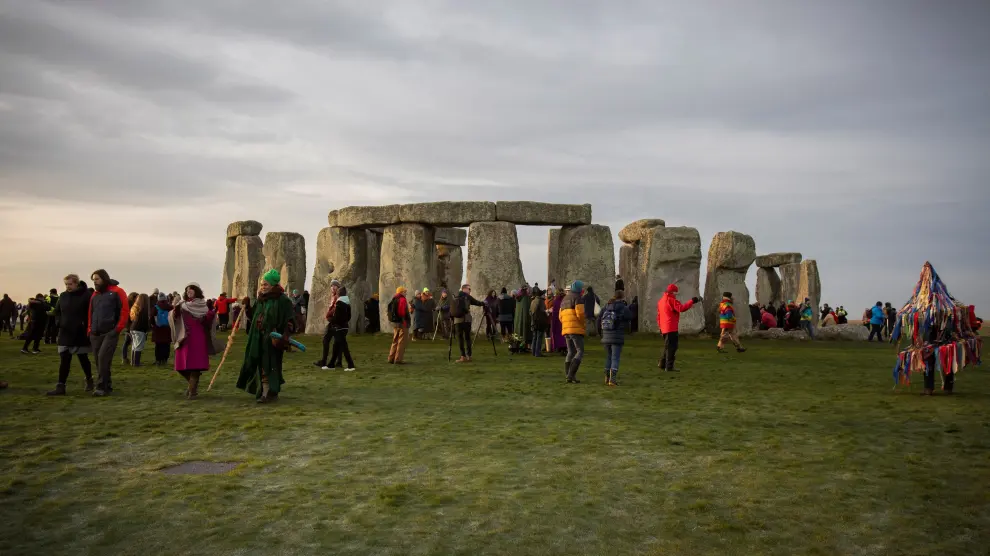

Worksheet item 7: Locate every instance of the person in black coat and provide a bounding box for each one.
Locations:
[47,275,95,395]
[364,294,380,333]
[327,287,356,370]
[21,294,50,354]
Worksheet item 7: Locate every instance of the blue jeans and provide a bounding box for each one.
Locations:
[800,321,815,339]
[604,343,622,371]
[531,330,545,356]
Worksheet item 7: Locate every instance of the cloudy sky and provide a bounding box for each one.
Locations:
[1,1,988,314]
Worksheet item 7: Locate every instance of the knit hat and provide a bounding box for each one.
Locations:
[666,284,679,293]
[158,292,167,301]
[330,279,341,288]
[185,282,201,291]
[396,286,407,295]
[571,280,583,293]
[262,269,281,286]
[423,287,430,294]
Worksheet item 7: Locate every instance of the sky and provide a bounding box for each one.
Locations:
[1,1,988,314]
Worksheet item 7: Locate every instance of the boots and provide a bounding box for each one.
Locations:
[566,359,581,383]
[604,369,610,385]
[132,352,142,367]
[608,369,618,387]
[46,383,67,396]
[187,371,200,400]
[84,377,95,392]
[665,357,679,372]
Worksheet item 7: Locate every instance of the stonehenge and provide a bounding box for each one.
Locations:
[703,231,757,335]
[619,220,703,334]
[226,201,825,340]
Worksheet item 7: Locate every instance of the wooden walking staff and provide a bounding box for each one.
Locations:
[208,311,242,391]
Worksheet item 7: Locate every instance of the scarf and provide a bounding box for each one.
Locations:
[170,298,212,349]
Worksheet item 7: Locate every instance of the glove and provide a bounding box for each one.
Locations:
[691,297,701,303]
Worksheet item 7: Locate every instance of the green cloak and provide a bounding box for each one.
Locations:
[514,294,532,343]
[235,288,293,398]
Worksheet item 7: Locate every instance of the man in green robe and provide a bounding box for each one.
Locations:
[236,269,294,403]
[514,285,532,349]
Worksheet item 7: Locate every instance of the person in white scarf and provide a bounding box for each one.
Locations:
[169,283,217,399]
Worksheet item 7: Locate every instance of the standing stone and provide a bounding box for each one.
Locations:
[232,235,264,302]
[639,226,704,334]
[378,224,437,333]
[755,267,782,307]
[555,224,616,303]
[797,260,822,324]
[618,219,666,244]
[467,222,526,323]
[703,231,757,335]
[306,227,371,334]
[547,229,560,286]
[618,243,640,302]
[226,220,263,239]
[221,237,236,296]
[779,263,802,306]
[436,245,464,291]
[366,230,382,296]
[260,232,307,294]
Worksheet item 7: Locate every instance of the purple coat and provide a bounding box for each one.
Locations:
[550,296,565,351]
[174,310,215,372]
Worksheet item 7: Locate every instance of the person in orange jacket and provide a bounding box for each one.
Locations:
[559,281,587,383]
[656,283,699,372]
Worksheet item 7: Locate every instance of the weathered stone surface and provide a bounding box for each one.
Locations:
[232,235,264,301]
[554,224,616,302]
[618,219,666,244]
[547,229,560,285]
[750,329,811,341]
[639,227,704,334]
[817,323,868,341]
[755,252,802,268]
[779,263,801,305]
[495,201,591,225]
[306,227,371,334]
[436,245,463,291]
[378,224,437,333]
[434,227,467,246]
[703,231,757,335]
[797,260,822,324]
[618,244,640,302]
[260,232,306,294]
[755,267,782,307]
[397,202,496,227]
[366,230,382,296]
[467,222,525,323]
[221,237,235,297]
[328,205,400,228]
[226,220,262,239]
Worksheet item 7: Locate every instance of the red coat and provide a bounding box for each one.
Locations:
[214,296,233,315]
[657,287,695,334]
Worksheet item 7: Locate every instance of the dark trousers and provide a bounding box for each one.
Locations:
[868,323,884,342]
[22,335,41,352]
[320,323,334,364]
[499,321,513,337]
[58,351,93,384]
[329,329,355,368]
[45,318,58,344]
[457,322,473,357]
[154,342,170,363]
[90,331,120,392]
[660,331,679,369]
[924,353,955,392]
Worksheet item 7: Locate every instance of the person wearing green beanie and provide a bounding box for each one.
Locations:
[235,269,293,403]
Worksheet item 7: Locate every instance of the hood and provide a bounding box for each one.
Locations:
[666,284,679,294]
[338,296,350,305]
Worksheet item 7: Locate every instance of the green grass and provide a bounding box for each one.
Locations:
[1,331,988,555]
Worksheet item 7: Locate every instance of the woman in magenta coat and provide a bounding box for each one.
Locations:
[170,283,216,400]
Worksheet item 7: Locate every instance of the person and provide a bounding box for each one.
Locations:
[230,299,242,329]
[781,301,798,331]
[120,292,139,366]
[151,292,173,365]
[497,288,515,341]
[46,274,95,395]
[749,303,761,330]
[411,290,423,340]
[657,284,699,372]
[87,269,129,397]
[387,287,411,364]
[560,281,587,383]
[413,289,434,341]
[530,289,549,357]
[364,294,380,333]
[759,307,778,330]
[884,302,896,336]
[629,296,639,334]
[836,306,848,324]
[820,303,832,326]
[215,292,234,331]
[438,290,454,339]
[716,292,747,353]
[549,289,566,353]
[868,301,886,342]
[129,293,151,366]
[799,298,815,339]
[21,294,50,354]
[583,286,600,337]
[289,289,305,334]
[614,275,624,293]
[241,297,254,330]
[821,310,837,327]
[861,308,872,330]
[599,290,632,386]
[514,285,532,348]
[766,302,777,321]
[967,305,982,332]
[483,290,499,340]
[44,288,60,344]
[327,287,356,371]
[235,269,293,403]
[19,301,28,331]
[0,294,16,338]
[547,278,557,298]
[451,284,486,363]
[171,283,216,400]
[776,303,788,331]
[314,279,342,369]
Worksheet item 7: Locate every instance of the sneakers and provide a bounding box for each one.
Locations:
[566,378,581,384]
[344,368,356,372]
[321,366,332,371]
[31,350,41,355]
[20,349,29,354]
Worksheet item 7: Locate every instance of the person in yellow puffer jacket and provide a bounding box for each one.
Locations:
[559,281,586,383]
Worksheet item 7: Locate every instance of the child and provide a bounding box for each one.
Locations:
[716,292,746,353]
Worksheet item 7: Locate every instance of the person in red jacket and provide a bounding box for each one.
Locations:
[387,287,411,364]
[87,269,129,396]
[656,283,699,372]
[968,305,982,332]
[214,293,234,331]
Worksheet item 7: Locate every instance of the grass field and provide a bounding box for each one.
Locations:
[1,330,988,555]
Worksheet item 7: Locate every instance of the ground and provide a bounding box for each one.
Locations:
[0,331,987,555]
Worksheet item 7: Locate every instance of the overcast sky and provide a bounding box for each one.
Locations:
[1,1,988,314]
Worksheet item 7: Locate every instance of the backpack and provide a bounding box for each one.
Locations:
[387,297,401,323]
[600,304,619,331]
[449,294,468,318]
[155,306,170,327]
